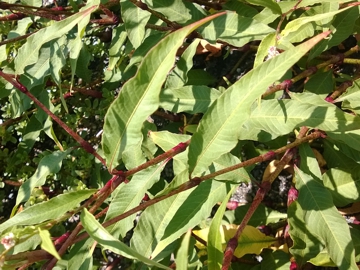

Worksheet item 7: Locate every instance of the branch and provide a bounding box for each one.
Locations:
[0,71,106,166]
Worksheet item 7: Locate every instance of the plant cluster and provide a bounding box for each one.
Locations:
[1,0,360,269]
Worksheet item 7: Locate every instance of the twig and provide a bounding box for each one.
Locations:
[72,130,323,245]
[0,71,106,166]
[221,127,309,270]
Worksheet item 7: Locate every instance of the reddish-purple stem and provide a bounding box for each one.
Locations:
[0,71,106,166]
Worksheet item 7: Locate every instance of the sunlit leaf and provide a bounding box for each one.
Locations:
[193,224,276,258]
[199,12,275,47]
[0,189,95,233]
[14,5,98,74]
[165,39,200,89]
[207,186,236,270]
[160,85,220,114]
[288,201,324,268]
[245,99,360,138]
[293,167,357,269]
[102,12,226,171]
[244,0,282,15]
[323,167,360,207]
[188,31,330,177]
[81,209,171,269]
[105,165,163,239]
[121,0,150,49]
[281,6,352,37]
[38,228,60,260]
[175,230,192,270]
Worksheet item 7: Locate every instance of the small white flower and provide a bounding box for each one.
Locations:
[265,46,280,61]
[1,233,16,250]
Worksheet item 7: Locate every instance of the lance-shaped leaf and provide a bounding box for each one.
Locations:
[244,0,282,15]
[294,167,357,269]
[188,31,330,177]
[175,229,192,270]
[104,165,163,239]
[143,0,206,24]
[102,12,226,171]
[81,209,171,270]
[16,148,73,206]
[121,0,150,49]
[160,85,220,114]
[207,186,236,270]
[281,6,353,38]
[131,179,229,259]
[0,189,95,233]
[245,99,360,138]
[199,12,275,47]
[288,201,324,268]
[14,5,98,74]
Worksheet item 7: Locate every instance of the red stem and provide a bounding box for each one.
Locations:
[0,71,106,166]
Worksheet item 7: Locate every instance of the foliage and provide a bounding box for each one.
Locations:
[1,0,360,269]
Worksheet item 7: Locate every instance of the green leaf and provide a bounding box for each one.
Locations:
[282,22,316,44]
[245,99,360,138]
[288,201,324,268]
[261,249,291,270]
[194,224,276,258]
[150,131,190,175]
[121,0,151,49]
[304,69,334,96]
[207,186,236,270]
[160,85,220,114]
[123,32,165,76]
[323,167,360,207]
[175,230,192,270]
[294,166,357,269]
[38,228,61,260]
[253,33,276,69]
[244,0,282,15]
[20,43,51,90]
[10,115,42,160]
[309,7,359,58]
[143,0,205,24]
[14,5,98,75]
[199,12,275,47]
[108,25,127,71]
[323,139,358,170]
[102,12,225,171]
[16,149,72,206]
[223,0,258,17]
[188,31,330,177]
[234,204,287,227]
[68,0,99,87]
[105,165,163,239]
[80,209,171,269]
[211,153,252,183]
[68,238,95,270]
[49,36,69,113]
[336,78,360,114]
[327,130,360,152]
[0,189,95,233]
[186,69,215,85]
[131,180,230,259]
[332,141,360,164]
[298,142,322,180]
[281,6,352,38]
[165,39,200,89]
